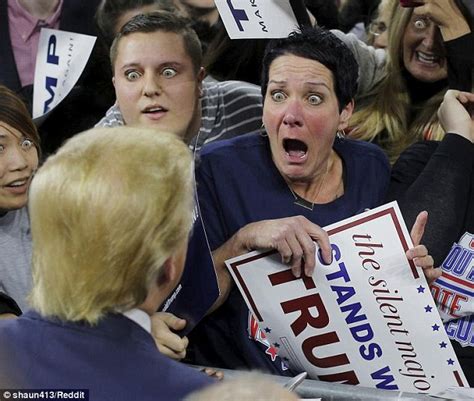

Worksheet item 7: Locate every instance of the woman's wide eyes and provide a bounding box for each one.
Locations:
[308,94,322,105]
[125,71,141,80]
[271,91,286,102]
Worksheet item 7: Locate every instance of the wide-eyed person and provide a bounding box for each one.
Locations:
[0,85,40,315]
[96,9,263,150]
[338,0,473,161]
[188,27,439,375]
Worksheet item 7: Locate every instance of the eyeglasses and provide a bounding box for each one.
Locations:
[369,21,387,36]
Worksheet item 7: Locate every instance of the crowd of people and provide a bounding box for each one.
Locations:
[0,0,473,399]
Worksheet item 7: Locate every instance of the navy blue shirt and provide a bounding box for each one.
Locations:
[0,311,212,400]
[189,133,390,374]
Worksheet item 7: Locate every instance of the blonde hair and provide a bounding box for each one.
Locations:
[349,5,445,162]
[28,127,194,323]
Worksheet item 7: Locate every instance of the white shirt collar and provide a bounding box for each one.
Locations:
[122,308,151,334]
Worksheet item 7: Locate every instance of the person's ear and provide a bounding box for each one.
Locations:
[197,67,206,83]
[197,67,206,97]
[338,99,354,130]
[157,257,178,288]
[112,76,116,88]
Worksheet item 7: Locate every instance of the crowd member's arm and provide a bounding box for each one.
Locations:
[415,0,470,41]
[209,216,333,311]
[387,90,474,265]
[331,29,387,97]
[415,0,474,90]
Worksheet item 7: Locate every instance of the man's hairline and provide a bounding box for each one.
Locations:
[111,29,202,75]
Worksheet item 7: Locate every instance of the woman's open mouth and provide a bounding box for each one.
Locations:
[283,138,308,162]
[415,51,443,67]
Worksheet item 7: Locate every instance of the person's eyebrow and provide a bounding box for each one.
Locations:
[119,61,183,71]
[305,81,331,90]
[268,79,331,90]
[0,125,22,139]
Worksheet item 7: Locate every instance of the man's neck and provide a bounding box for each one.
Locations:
[17,0,60,20]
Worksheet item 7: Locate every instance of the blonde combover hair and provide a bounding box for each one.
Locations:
[349,5,445,162]
[28,127,194,324]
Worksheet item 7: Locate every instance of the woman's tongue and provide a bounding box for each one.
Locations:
[284,139,307,159]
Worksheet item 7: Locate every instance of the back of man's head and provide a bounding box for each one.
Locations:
[28,127,194,324]
[110,10,202,73]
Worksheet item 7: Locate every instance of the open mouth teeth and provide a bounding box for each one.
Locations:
[143,107,165,113]
[416,51,440,64]
[6,179,27,187]
[283,138,308,158]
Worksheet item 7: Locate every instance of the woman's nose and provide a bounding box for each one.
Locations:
[282,100,303,127]
[7,147,28,172]
[421,25,439,50]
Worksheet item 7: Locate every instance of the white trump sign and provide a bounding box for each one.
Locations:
[226,202,468,394]
[33,28,96,119]
[214,0,299,39]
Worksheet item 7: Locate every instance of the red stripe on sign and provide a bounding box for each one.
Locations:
[443,272,474,289]
[454,370,465,386]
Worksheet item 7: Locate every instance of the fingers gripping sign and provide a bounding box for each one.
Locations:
[406,211,441,284]
[241,216,332,278]
[151,312,189,360]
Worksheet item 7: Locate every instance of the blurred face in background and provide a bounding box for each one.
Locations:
[0,123,38,213]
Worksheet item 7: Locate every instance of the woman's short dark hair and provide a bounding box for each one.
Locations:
[261,26,359,111]
[0,85,41,157]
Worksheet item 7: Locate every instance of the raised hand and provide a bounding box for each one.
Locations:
[406,211,442,284]
[438,89,474,142]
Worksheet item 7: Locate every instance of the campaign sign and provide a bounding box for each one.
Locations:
[214,0,299,39]
[160,183,220,336]
[33,28,96,119]
[226,202,468,393]
[432,232,474,324]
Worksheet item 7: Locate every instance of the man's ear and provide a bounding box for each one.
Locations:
[338,99,354,131]
[197,67,206,97]
[197,67,206,83]
[112,76,115,88]
[157,257,178,288]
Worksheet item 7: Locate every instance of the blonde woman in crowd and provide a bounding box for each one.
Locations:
[334,0,473,161]
[366,0,398,49]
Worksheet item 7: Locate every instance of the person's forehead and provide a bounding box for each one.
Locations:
[0,123,23,140]
[269,55,333,81]
[117,30,190,59]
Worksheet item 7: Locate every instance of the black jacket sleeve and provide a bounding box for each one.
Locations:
[445,32,474,91]
[386,134,474,265]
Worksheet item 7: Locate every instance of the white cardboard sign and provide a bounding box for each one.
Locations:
[226,202,468,394]
[214,0,299,39]
[33,28,96,119]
